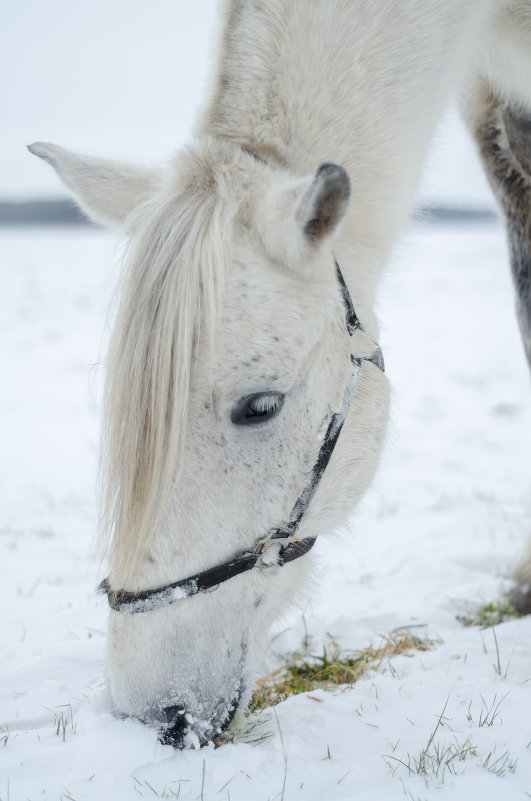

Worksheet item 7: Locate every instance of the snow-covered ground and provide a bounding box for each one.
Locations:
[2,220,531,800]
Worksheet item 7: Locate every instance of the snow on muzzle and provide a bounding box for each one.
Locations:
[159,679,244,748]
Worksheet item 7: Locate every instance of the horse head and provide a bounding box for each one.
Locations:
[29,138,388,747]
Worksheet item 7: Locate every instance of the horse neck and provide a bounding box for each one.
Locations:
[195,0,496,311]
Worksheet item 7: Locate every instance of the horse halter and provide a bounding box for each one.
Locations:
[101,260,384,614]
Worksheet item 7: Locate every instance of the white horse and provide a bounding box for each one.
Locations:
[29,0,531,748]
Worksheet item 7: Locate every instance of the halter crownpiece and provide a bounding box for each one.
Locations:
[101,259,384,614]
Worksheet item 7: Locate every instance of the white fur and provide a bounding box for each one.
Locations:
[29,0,531,745]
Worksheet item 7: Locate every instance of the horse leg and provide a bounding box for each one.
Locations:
[463,80,531,610]
[465,84,531,365]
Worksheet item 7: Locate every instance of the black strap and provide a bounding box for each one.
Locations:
[270,355,358,542]
[101,259,383,614]
[100,537,316,614]
[335,261,361,335]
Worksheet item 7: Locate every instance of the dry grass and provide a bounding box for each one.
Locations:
[384,696,518,783]
[249,629,432,714]
[41,703,76,743]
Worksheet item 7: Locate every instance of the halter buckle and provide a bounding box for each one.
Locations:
[254,523,299,568]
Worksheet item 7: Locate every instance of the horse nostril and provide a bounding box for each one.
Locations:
[159,706,191,748]
[223,694,239,729]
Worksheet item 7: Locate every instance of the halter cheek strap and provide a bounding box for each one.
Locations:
[101,260,384,614]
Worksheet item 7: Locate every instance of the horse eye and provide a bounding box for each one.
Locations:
[231,392,285,426]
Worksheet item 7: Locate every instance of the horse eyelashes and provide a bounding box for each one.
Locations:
[248,393,283,416]
[230,391,285,426]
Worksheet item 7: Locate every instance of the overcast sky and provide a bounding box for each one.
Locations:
[2,0,494,207]
[1,0,218,197]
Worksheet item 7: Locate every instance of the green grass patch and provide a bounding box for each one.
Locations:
[249,629,432,714]
[456,598,522,629]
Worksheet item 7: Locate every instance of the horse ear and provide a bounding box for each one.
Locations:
[257,162,351,271]
[27,142,160,229]
[296,163,350,245]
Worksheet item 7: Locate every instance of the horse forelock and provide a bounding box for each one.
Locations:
[100,140,250,585]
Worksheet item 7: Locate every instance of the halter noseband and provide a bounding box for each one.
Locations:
[101,260,384,614]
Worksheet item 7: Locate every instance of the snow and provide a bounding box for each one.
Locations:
[2,220,531,799]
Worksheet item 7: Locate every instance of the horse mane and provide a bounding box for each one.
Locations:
[99,139,246,585]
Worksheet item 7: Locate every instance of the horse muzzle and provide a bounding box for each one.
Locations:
[159,680,243,748]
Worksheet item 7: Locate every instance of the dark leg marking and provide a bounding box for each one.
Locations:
[509,582,531,615]
[472,91,531,368]
[470,87,531,612]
